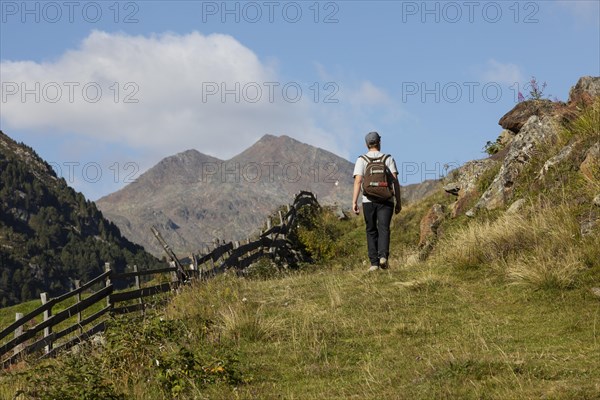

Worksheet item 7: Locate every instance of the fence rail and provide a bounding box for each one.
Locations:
[1,191,320,368]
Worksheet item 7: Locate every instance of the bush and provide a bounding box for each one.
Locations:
[294,208,349,262]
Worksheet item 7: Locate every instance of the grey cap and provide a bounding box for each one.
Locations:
[365,131,381,145]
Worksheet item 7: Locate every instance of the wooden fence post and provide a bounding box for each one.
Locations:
[75,280,82,335]
[190,253,198,271]
[169,261,179,286]
[266,217,274,254]
[40,293,52,354]
[13,313,23,356]
[105,262,112,309]
[133,265,144,315]
[278,210,286,240]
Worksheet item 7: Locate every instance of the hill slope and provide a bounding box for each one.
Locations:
[1,76,599,399]
[0,131,159,306]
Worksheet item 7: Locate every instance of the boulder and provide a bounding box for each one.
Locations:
[444,158,497,217]
[569,76,600,106]
[506,198,526,214]
[538,140,580,179]
[476,115,560,210]
[594,194,600,207]
[580,142,600,183]
[498,99,557,134]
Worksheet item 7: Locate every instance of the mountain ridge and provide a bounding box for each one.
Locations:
[97,134,357,256]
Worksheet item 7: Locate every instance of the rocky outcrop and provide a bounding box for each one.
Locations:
[444,158,497,217]
[475,116,560,211]
[569,76,600,105]
[498,99,558,134]
[538,139,580,179]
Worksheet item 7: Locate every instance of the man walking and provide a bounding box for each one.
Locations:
[352,131,401,271]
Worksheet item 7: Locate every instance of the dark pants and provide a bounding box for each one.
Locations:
[362,201,393,265]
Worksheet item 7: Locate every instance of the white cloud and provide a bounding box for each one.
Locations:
[0,30,334,160]
[480,59,524,85]
[0,30,406,198]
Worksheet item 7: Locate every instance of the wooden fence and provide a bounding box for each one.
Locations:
[0,191,319,368]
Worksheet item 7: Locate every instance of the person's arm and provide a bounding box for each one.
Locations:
[392,172,401,214]
[352,175,362,215]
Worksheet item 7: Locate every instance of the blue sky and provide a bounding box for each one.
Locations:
[1,0,599,200]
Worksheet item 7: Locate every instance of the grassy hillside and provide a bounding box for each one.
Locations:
[0,100,598,399]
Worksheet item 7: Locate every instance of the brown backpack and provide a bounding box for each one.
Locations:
[360,154,394,202]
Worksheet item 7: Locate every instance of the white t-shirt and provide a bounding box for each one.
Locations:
[353,151,398,203]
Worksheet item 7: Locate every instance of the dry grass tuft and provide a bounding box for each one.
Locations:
[507,249,584,290]
[433,202,586,289]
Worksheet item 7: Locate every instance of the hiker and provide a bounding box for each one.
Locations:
[352,131,401,271]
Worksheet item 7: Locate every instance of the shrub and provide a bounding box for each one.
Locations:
[294,208,349,263]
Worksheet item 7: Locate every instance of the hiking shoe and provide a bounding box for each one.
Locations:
[379,257,388,269]
[368,265,379,272]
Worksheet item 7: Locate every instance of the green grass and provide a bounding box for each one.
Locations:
[4,261,598,399]
[1,100,599,399]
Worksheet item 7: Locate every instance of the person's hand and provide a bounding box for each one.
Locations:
[352,202,360,215]
[394,203,401,215]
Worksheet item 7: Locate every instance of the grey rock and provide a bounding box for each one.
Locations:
[594,194,600,207]
[591,287,600,299]
[444,158,498,216]
[538,140,580,179]
[506,199,526,214]
[465,209,475,218]
[475,115,560,211]
[569,76,600,104]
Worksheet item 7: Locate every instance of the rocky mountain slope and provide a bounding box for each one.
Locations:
[97,135,355,256]
[98,134,442,257]
[418,76,600,255]
[0,132,159,306]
